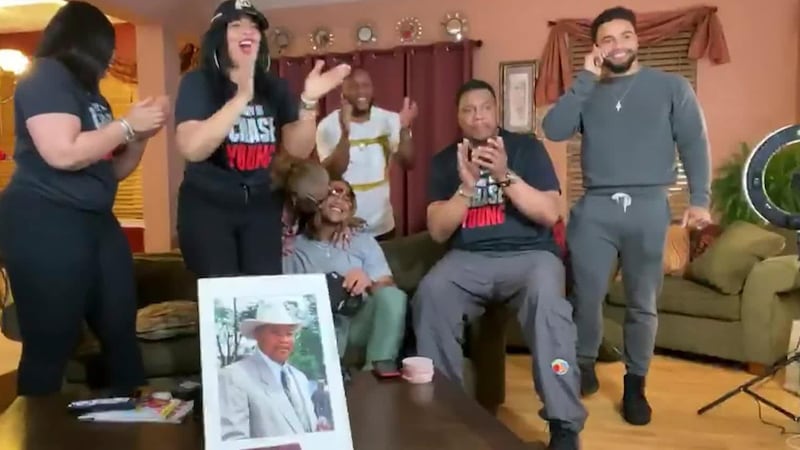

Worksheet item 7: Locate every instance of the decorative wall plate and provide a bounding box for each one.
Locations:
[355,24,377,46]
[271,27,292,55]
[442,12,468,42]
[396,17,423,44]
[309,27,334,52]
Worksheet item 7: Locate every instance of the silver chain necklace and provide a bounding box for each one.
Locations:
[613,72,639,112]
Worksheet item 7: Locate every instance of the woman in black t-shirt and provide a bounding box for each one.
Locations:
[0,2,168,395]
[174,0,350,277]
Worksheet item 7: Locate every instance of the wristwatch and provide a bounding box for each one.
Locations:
[497,170,519,188]
[299,94,318,111]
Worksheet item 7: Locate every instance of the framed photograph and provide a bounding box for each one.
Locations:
[198,274,353,450]
[499,60,538,134]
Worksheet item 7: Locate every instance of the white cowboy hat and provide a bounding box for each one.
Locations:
[240,300,301,340]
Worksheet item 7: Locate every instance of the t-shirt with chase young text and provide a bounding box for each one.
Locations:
[174,70,299,190]
[428,129,561,255]
[9,57,118,211]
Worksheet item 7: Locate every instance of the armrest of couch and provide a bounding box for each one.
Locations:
[741,255,800,364]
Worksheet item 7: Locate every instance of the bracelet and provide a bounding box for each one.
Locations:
[118,118,136,143]
[299,94,318,111]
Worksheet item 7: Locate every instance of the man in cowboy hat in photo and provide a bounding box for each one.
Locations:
[218,300,322,440]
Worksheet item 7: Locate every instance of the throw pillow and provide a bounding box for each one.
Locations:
[137,300,199,341]
[663,225,690,275]
[689,224,723,260]
[685,221,786,294]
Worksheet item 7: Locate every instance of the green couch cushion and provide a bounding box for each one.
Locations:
[379,232,447,294]
[685,221,785,294]
[607,276,741,321]
[66,336,201,382]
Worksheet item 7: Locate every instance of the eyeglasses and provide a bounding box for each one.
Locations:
[327,186,352,200]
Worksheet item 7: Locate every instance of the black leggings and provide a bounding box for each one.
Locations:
[0,189,144,396]
[177,181,284,277]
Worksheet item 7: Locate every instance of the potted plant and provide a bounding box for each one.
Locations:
[711,142,800,226]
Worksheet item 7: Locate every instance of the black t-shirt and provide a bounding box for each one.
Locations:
[174,70,299,190]
[428,129,561,254]
[10,57,118,211]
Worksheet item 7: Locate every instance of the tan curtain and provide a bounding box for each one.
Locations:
[535,5,731,105]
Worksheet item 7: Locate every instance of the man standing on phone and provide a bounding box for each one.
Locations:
[542,6,711,426]
[316,68,418,240]
[414,79,585,450]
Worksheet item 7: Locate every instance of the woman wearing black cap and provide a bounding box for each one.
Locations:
[174,0,350,277]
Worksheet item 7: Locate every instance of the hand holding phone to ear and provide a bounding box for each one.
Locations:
[584,45,605,77]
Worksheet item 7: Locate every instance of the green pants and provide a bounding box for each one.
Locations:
[334,286,407,370]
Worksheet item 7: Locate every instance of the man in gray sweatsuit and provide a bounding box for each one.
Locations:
[543,6,712,426]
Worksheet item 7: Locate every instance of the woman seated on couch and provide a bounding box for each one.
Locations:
[282,177,407,370]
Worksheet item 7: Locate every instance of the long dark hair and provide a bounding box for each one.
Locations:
[197,13,278,108]
[35,1,115,92]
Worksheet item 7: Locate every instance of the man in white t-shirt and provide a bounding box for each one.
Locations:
[316,68,418,239]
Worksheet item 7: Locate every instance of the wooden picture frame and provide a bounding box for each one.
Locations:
[499,60,538,134]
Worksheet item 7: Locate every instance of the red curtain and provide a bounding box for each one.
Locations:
[271,40,480,235]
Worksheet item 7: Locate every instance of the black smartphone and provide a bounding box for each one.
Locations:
[372,360,401,379]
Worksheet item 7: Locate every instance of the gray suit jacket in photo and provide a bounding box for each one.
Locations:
[218,353,318,440]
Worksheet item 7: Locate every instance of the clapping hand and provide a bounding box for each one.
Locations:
[303,60,351,102]
[471,136,508,181]
[398,97,418,128]
[123,96,168,140]
[456,139,480,189]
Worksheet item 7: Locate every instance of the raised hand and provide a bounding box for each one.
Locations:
[584,45,605,77]
[398,97,418,128]
[472,136,508,181]
[231,53,257,101]
[457,139,480,188]
[339,100,353,133]
[303,60,351,102]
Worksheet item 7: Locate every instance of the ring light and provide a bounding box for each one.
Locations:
[742,124,800,229]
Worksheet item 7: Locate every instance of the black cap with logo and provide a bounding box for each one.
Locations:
[210,0,269,30]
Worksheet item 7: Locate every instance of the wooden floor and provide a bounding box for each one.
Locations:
[499,355,800,450]
[0,335,19,412]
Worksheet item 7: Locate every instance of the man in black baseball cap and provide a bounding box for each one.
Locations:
[211,0,269,30]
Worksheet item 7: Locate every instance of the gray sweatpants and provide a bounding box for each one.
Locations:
[412,249,587,431]
[567,188,670,377]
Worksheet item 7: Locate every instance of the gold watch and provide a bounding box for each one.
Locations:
[497,170,519,187]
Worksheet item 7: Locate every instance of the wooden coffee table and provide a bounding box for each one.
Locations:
[0,371,545,449]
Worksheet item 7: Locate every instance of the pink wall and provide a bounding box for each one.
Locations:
[267,0,799,186]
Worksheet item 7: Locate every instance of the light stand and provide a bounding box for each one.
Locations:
[697,124,800,420]
[697,230,800,421]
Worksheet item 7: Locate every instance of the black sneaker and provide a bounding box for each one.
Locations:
[622,373,652,425]
[579,362,599,397]
[547,421,579,450]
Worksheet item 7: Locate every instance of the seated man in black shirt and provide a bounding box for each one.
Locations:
[412,79,585,450]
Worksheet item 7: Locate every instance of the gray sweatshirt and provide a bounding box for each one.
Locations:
[542,67,711,207]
